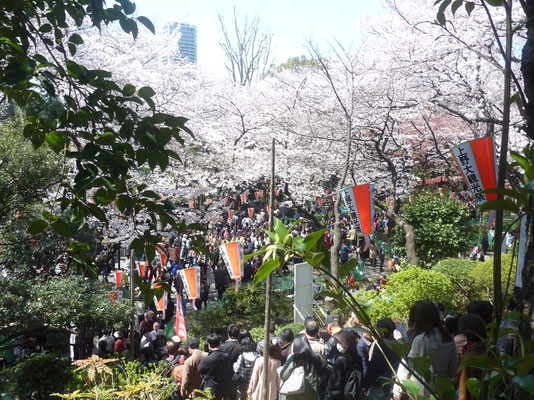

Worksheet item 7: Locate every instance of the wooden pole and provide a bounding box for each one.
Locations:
[261,138,275,400]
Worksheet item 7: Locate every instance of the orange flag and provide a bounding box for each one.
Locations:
[219,242,244,280]
[114,270,122,290]
[180,267,200,299]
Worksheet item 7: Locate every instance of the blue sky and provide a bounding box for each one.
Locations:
[134,0,382,73]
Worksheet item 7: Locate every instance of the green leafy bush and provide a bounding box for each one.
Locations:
[276,322,305,337]
[472,253,517,301]
[432,258,478,310]
[185,282,293,340]
[391,193,477,265]
[1,352,72,400]
[360,266,453,322]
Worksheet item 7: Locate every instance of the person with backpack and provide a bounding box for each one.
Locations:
[232,336,259,400]
[325,330,362,400]
[278,334,322,400]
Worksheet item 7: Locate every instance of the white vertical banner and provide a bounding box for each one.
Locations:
[515,214,529,288]
[294,262,313,323]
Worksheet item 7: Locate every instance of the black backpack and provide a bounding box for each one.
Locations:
[343,365,363,399]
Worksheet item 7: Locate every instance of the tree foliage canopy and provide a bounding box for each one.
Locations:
[391,193,477,265]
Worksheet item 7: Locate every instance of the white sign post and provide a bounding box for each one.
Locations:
[294,262,314,323]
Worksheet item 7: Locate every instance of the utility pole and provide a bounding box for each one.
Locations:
[261,138,275,400]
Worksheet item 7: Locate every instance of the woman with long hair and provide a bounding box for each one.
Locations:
[393,301,457,400]
[278,333,323,400]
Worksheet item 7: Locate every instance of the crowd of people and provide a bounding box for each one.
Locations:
[82,296,514,400]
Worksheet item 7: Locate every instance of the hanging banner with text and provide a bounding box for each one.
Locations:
[341,184,375,235]
[219,241,244,280]
[450,137,498,205]
[180,267,200,299]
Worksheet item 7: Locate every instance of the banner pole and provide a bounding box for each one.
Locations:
[261,138,275,400]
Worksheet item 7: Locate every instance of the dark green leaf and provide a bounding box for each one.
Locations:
[411,356,434,377]
[138,86,156,98]
[485,0,503,6]
[303,228,328,251]
[51,218,72,238]
[437,11,447,25]
[479,199,519,214]
[465,2,475,14]
[27,219,49,235]
[137,16,155,34]
[466,378,481,399]
[512,375,534,395]
[451,0,463,15]
[484,188,526,203]
[510,151,530,171]
[69,33,84,45]
[459,355,500,371]
[439,0,452,13]
[46,131,65,153]
[253,257,280,285]
[339,258,358,279]
[119,18,138,39]
[122,83,136,96]
[402,379,420,397]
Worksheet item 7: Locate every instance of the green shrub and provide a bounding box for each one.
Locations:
[432,258,478,310]
[250,326,265,343]
[185,282,294,341]
[1,352,72,400]
[361,266,453,322]
[391,193,477,265]
[472,253,517,301]
[276,322,305,337]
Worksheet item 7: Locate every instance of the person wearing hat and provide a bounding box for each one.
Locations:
[112,330,127,354]
[325,330,362,400]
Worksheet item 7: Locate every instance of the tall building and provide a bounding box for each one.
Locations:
[163,22,197,64]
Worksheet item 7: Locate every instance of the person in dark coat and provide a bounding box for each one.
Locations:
[366,318,400,400]
[198,334,229,400]
[325,330,362,400]
[220,324,241,400]
[214,265,229,299]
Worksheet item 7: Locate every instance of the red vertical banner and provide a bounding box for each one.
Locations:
[228,210,233,220]
[175,295,187,339]
[266,205,271,215]
[255,191,260,200]
[409,196,413,203]
[451,137,497,205]
[318,199,323,207]
[189,200,194,209]
[248,208,254,218]
[451,192,456,199]
[219,242,244,280]
[157,243,166,266]
[386,197,390,207]
[114,270,122,290]
[275,189,279,196]
[259,190,263,197]
[240,194,246,203]
[169,247,177,263]
[341,184,375,235]
[139,262,145,277]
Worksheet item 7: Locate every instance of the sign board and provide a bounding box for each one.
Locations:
[294,262,313,323]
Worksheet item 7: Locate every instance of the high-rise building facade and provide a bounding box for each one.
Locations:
[163,22,197,64]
